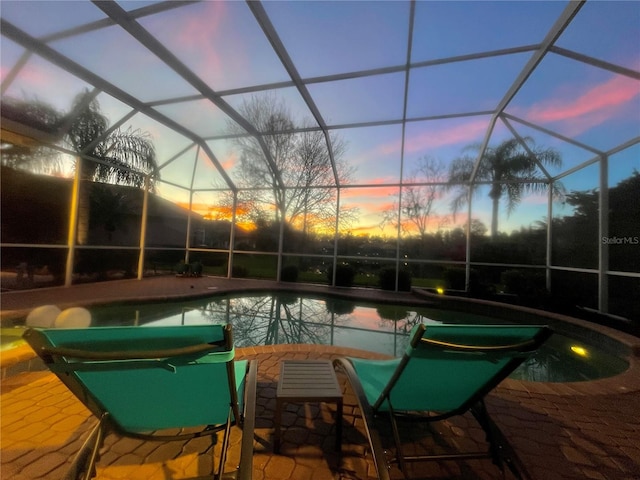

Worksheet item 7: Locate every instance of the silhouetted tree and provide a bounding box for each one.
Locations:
[227,94,355,235]
[66,90,158,244]
[382,156,450,240]
[0,97,65,174]
[448,138,563,237]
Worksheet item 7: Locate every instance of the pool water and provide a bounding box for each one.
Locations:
[81,292,629,383]
[1,328,26,351]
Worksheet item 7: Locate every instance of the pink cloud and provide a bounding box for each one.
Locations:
[340,185,399,200]
[8,63,53,91]
[171,2,227,85]
[3,62,83,112]
[526,75,640,135]
[351,119,489,168]
[379,119,490,155]
[371,201,397,213]
[220,151,238,170]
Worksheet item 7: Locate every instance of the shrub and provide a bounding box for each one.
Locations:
[501,269,526,294]
[379,267,412,291]
[501,269,546,297]
[190,261,203,277]
[280,265,299,282]
[328,264,355,287]
[175,260,190,275]
[443,267,481,292]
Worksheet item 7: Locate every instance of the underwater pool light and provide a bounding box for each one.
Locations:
[570,345,589,357]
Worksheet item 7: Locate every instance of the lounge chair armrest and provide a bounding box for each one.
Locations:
[420,337,538,352]
[39,340,225,361]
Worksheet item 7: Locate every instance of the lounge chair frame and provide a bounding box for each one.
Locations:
[334,323,552,480]
[24,324,257,480]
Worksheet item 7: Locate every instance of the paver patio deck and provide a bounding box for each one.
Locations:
[2,277,639,479]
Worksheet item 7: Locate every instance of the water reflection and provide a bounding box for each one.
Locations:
[89,293,628,383]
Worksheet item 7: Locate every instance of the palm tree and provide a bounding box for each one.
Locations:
[448,138,563,238]
[66,90,158,244]
[2,92,158,245]
[0,97,65,174]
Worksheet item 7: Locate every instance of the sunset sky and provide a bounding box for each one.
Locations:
[1,0,638,237]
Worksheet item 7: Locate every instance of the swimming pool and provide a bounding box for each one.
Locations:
[79,291,629,383]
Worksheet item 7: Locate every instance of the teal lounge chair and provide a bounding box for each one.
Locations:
[334,323,552,480]
[23,324,257,480]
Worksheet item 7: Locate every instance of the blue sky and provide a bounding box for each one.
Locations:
[1,0,638,236]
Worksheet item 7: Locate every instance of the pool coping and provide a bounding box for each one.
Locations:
[2,278,639,396]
